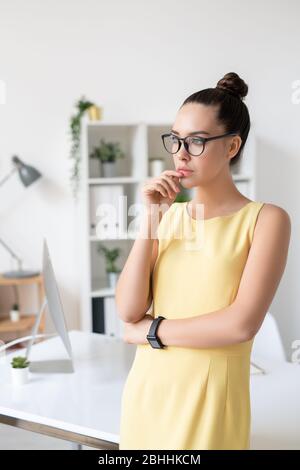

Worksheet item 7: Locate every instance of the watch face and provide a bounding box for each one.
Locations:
[147,337,163,349]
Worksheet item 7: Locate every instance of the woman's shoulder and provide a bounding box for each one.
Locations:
[253,202,291,239]
[257,202,291,224]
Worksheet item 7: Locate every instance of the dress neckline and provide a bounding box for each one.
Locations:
[184,200,255,223]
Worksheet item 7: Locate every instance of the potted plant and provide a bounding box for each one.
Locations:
[9,303,20,322]
[89,138,125,178]
[97,244,121,288]
[11,356,30,385]
[69,96,95,200]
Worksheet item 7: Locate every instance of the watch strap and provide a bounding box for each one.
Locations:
[147,315,166,349]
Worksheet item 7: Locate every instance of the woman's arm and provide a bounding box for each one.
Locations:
[123,204,291,348]
[115,208,159,324]
[116,170,181,324]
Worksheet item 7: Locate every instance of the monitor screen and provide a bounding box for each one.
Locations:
[25,239,73,366]
[42,239,73,361]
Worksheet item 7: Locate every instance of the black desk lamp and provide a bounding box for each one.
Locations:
[0,155,42,278]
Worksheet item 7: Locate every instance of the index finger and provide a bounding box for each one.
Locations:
[163,170,182,178]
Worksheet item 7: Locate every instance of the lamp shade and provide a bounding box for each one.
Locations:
[12,155,42,187]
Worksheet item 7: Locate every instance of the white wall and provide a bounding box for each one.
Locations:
[0,0,299,357]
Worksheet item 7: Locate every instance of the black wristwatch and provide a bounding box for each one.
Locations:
[147,316,166,349]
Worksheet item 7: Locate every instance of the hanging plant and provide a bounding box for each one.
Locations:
[69,96,94,200]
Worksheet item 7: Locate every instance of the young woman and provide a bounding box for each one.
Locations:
[116,72,291,450]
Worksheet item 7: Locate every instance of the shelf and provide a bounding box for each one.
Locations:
[88,177,141,185]
[89,233,136,241]
[0,274,42,286]
[88,175,251,184]
[79,121,257,335]
[90,288,115,298]
[0,314,37,333]
[0,273,45,340]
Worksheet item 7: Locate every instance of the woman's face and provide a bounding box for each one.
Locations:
[171,102,241,189]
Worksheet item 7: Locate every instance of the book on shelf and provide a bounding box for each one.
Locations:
[92,297,105,334]
[90,185,126,238]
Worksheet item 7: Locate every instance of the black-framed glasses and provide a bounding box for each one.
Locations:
[161,131,238,157]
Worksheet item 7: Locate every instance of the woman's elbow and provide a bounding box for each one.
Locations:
[116,303,149,324]
[237,322,258,343]
[115,300,133,323]
[116,293,153,324]
[117,310,139,324]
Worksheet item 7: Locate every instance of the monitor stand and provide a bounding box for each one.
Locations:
[25,296,74,373]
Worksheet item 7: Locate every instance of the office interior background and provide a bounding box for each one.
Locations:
[0,0,299,450]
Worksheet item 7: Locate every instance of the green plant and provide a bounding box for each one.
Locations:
[11,303,19,310]
[69,96,94,199]
[11,356,30,369]
[97,244,121,273]
[90,138,125,163]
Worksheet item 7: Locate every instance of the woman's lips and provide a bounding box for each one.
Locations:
[178,169,193,177]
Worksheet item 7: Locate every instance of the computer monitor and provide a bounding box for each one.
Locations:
[25,239,74,369]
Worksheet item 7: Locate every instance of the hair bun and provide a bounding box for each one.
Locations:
[216,72,248,100]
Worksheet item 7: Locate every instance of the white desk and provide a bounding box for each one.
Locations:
[0,331,136,449]
[0,331,299,450]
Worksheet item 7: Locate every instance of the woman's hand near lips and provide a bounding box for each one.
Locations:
[142,170,183,209]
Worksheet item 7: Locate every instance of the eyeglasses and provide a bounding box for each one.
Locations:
[161,131,238,157]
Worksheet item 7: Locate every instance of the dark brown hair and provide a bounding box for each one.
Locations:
[181,72,250,166]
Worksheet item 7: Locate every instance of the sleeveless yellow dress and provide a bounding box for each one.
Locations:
[119,200,265,450]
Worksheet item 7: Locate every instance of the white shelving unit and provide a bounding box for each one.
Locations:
[78,119,256,337]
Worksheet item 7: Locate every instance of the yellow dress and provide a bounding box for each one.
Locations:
[119,200,265,450]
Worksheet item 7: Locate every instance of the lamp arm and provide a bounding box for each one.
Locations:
[0,166,17,187]
[0,237,23,270]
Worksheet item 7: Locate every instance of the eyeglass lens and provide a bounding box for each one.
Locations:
[163,135,204,156]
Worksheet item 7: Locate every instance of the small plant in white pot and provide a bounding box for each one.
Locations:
[90,138,125,178]
[11,356,30,386]
[97,244,121,288]
[9,303,20,322]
